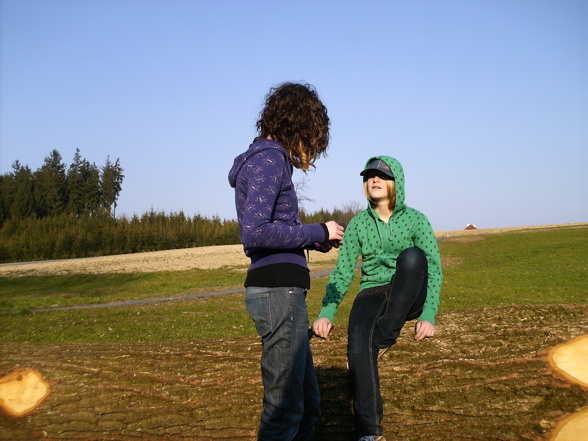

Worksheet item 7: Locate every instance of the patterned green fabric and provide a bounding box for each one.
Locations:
[318,156,442,325]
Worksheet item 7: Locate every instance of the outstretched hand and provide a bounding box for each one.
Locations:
[414,320,435,341]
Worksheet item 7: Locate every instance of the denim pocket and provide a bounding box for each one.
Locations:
[245,288,272,338]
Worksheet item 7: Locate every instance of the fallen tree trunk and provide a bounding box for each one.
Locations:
[1,304,587,441]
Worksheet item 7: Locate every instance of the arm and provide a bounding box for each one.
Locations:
[412,214,443,328]
[315,216,362,329]
[312,227,358,339]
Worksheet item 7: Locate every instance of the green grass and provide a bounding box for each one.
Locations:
[0,268,246,311]
[439,227,587,308]
[0,226,586,344]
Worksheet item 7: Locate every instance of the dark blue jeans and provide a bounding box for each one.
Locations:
[246,286,320,441]
[347,247,428,436]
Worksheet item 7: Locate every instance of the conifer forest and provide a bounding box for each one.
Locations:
[0,150,360,263]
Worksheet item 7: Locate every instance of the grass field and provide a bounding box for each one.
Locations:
[0,225,586,343]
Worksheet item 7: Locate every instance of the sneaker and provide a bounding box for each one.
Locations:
[358,436,386,441]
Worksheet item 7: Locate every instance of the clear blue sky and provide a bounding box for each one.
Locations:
[1,0,586,231]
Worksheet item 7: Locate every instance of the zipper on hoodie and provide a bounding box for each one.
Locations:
[374,216,388,255]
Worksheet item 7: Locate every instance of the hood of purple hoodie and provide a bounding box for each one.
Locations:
[228,138,290,189]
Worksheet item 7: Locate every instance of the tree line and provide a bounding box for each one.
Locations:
[0,149,124,223]
[0,205,362,264]
[0,149,362,263]
[0,210,240,263]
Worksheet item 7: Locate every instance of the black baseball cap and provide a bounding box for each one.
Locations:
[359,159,395,179]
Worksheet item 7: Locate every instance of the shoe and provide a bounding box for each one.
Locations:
[358,436,386,441]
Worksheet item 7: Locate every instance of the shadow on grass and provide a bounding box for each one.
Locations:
[315,365,356,441]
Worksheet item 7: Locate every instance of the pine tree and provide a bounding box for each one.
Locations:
[101,156,124,217]
[67,149,85,216]
[79,159,101,216]
[11,161,35,219]
[34,150,68,218]
[0,174,9,224]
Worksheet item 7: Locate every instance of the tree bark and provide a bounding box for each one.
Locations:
[1,304,587,441]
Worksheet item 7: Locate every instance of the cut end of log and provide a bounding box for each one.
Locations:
[0,368,51,417]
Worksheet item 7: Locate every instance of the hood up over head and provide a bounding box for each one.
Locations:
[361,155,406,212]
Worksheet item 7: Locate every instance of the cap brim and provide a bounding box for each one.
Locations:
[360,168,394,179]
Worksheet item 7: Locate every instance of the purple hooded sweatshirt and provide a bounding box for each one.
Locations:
[228,138,326,272]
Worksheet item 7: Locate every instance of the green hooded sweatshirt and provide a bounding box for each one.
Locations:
[318,156,443,325]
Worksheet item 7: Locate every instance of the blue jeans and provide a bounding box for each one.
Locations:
[347,247,428,436]
[246,286,320,441]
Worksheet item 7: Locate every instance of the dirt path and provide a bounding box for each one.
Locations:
[1,304,587,441]
[1,223,584,277]
[0,244,339,277]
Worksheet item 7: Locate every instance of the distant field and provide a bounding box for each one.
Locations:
[0,223,585,343]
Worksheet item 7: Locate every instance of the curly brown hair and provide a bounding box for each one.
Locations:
[256,82,330,171]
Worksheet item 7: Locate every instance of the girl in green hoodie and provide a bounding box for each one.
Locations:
[312,156,442,441]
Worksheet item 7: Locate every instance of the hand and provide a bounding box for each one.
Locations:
[312,318,333,339]
[328,238,343,248]
[414,320,435,341]
[325,221,344,245]
[314,242,333,253]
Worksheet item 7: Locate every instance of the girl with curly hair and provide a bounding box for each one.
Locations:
[228,82,344,441]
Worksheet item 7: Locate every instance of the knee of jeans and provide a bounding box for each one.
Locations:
[398,247,427,271]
